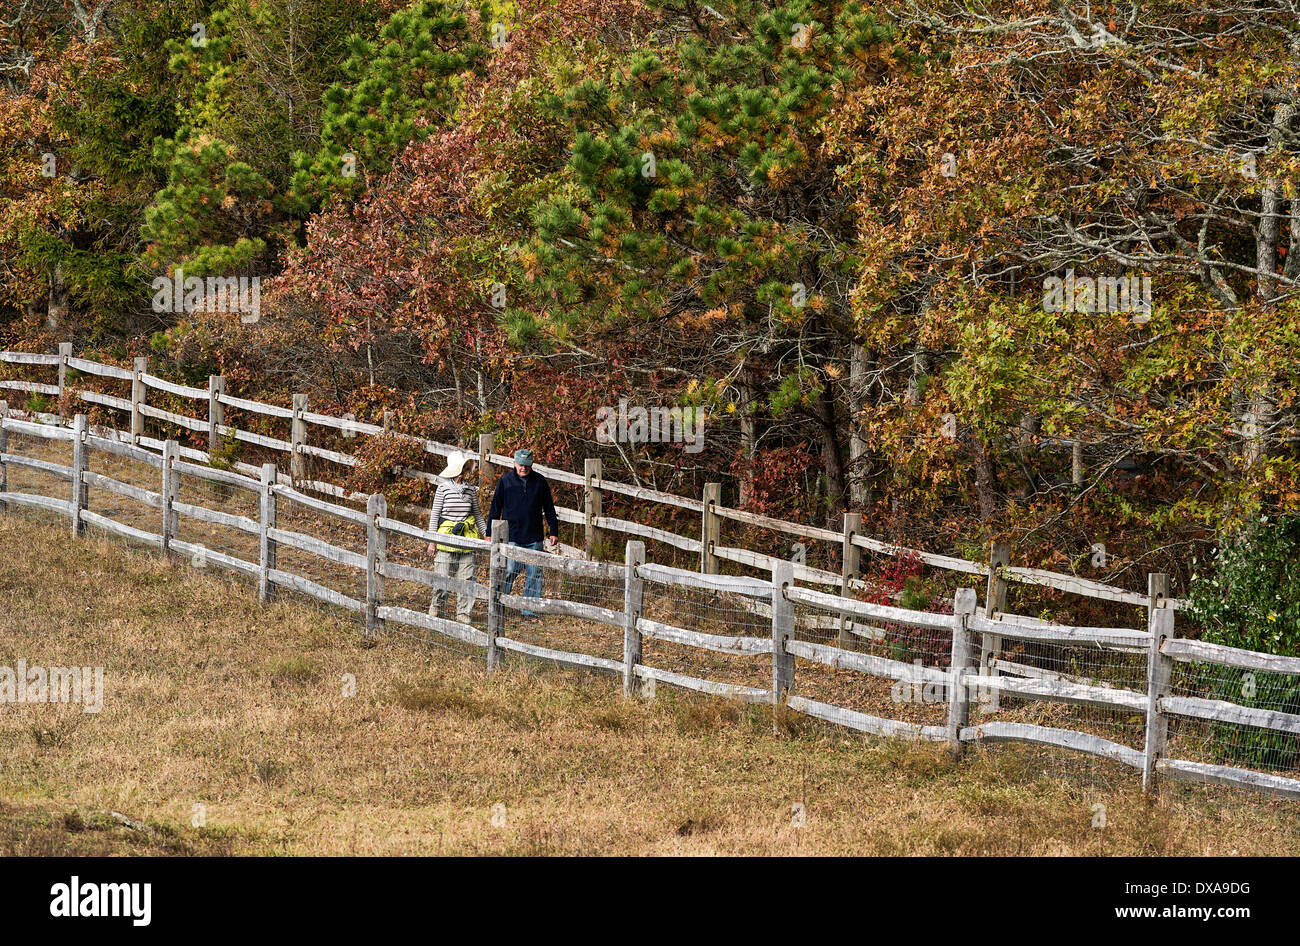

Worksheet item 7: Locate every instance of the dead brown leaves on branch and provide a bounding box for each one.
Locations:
[343,431,433,506]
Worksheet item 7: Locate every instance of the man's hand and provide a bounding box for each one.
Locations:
[545,535,559,551]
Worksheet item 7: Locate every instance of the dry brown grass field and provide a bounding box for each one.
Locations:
[1,514,1298,856]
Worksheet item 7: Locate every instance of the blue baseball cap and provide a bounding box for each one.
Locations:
[513,448,534,467]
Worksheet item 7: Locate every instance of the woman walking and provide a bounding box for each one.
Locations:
[427,451,487,623]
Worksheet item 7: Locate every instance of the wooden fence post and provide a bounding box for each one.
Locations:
[701,482,722,574]
[948,587,978,757]
[623,540,645,697]
[258,463,278,603]
[290,393,308,484]
[486,520,508,670]
[1142,573,1172,794]
[839,510,862,645]
[584,457,603,561]
[208,374,225,461]
[131,356,147,444]
[70,413,87,535]
[477,432,495,498]
[57,342,72,423]
[978,541,1010,712]
[365,493,387,641]
[1147,571,1169,635]
[160,439,179,554]
[771,560,795,728]
[0,400,8,508]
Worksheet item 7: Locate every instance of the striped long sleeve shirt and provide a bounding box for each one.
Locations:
[429,480,487,540]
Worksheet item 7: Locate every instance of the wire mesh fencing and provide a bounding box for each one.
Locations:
[1161,657,1300,807]
[1168,660,1300,771]
[974,626,1150,791]
[380,526,488,659]
[636,575,772,698]
[490,549,625,677]
[785,589,953,736]
[0,427,73,525]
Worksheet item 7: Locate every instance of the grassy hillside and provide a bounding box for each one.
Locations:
[0,514,1297,856]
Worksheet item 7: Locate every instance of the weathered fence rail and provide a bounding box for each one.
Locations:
[0,408,1295,801]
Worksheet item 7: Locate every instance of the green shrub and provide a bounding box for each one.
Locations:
[1186,516,1300,769]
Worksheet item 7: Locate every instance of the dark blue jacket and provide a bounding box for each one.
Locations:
[486,469,559,545]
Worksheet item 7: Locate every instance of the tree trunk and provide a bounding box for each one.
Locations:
[1255,113,1290,306]
[1285,196,1300,282]
[905,343,927,405]
[816,382,846,524]
[971,433,1000,521]
[46,263,68,330]
[736,369,758,506]
[848,342,872,509]
[1246,99,1295,468]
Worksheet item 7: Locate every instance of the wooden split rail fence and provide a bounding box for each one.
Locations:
[0,346,1203,713]
[1,411,1298,800]
[1,348,1185,611]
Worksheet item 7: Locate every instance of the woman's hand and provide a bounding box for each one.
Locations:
[427,542,437,556]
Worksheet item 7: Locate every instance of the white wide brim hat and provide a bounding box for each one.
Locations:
[439,451,472,479]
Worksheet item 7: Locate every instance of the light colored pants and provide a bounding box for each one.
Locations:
[430,550,476,622]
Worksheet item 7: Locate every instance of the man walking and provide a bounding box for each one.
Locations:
[487,448,559,618]
[427,451,486,623]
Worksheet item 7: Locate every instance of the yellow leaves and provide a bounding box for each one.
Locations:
[518,246,540,281]
[678,307,728,332]
[852,45,879,64]
[766,163,792,188]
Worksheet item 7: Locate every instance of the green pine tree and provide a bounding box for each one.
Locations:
[289,0,488,214]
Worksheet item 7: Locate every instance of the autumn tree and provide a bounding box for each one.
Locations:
[823,0,1300,573]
